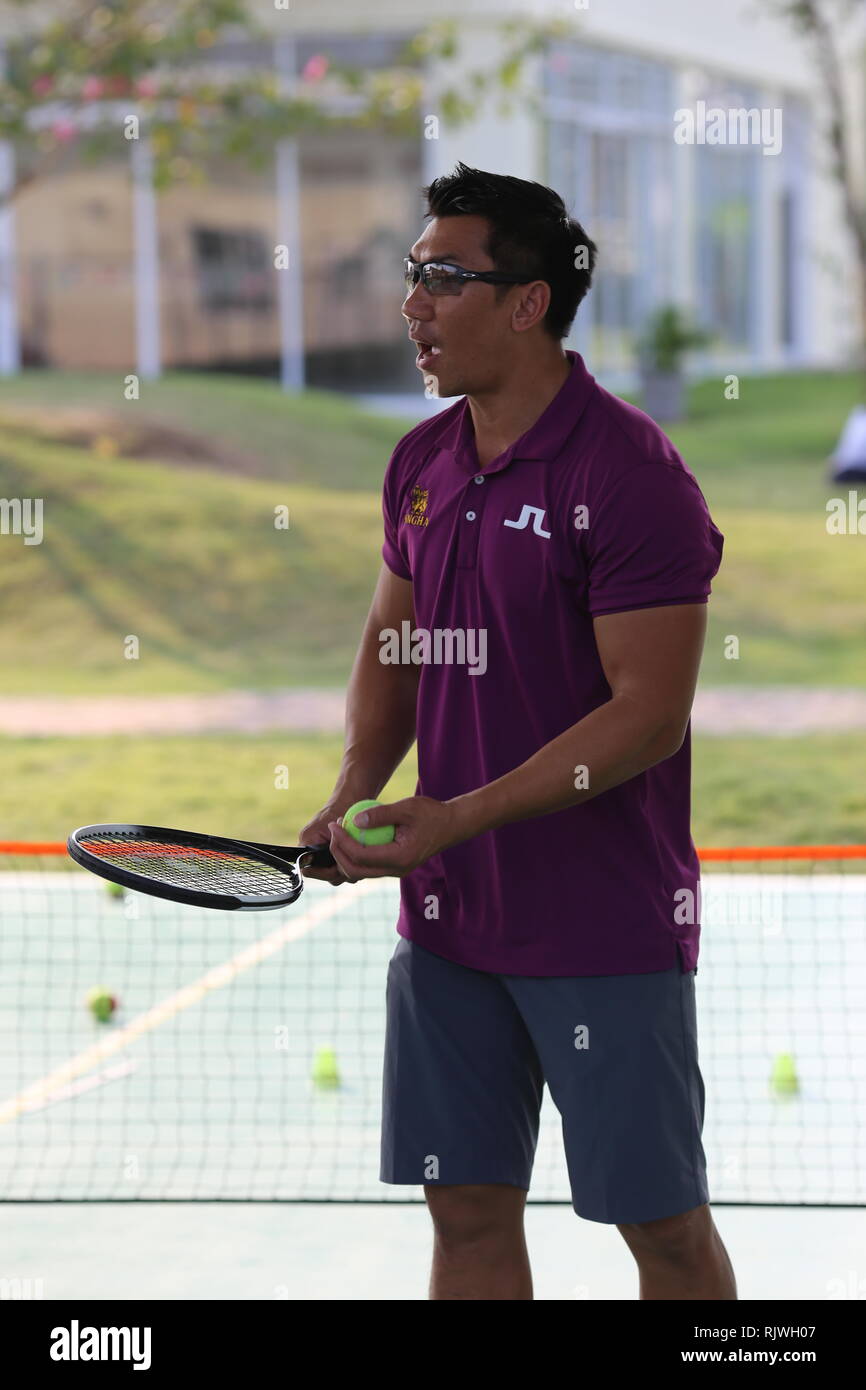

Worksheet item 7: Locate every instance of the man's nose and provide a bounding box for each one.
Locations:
[402,283,433,319]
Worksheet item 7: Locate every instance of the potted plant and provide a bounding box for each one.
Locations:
[638,304,711,423]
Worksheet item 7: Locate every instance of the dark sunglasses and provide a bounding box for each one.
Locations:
[403,257,533,298]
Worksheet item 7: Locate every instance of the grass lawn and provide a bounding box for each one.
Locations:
[0,370,406,491]
[3,731,865,847]
[0,367,864,692]
[0,438,383,692]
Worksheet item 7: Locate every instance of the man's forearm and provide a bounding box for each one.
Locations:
[446,695,686,843]
[334,636,419,801]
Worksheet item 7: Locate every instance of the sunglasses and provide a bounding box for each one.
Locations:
[403,257,533,298]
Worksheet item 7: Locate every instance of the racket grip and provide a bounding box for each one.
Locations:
[299,844,336,870]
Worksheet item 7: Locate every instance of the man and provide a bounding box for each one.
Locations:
[301,163,734,1302]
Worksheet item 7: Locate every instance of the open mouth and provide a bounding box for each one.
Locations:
[413,339,442,370]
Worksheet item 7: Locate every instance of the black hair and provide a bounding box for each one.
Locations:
[422,162,597,340]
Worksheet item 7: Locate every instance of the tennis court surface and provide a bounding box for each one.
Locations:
[2,845,864,1210]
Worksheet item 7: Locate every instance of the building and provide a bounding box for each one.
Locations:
[4,0,862,391]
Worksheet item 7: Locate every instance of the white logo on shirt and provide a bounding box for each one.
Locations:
[503,504,551,539]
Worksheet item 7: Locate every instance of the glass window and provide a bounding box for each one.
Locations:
[547,42,674,117]
[692,82,763,352]
[191,226,273,314]
[694,145,756,349]
[545,43,675,371]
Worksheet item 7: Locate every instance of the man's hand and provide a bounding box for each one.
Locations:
[299,564,419,886]
[327,795,459,880]
[298,799,362,885]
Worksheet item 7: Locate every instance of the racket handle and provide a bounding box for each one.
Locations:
[297,844,336,870]
[247,839,336,870]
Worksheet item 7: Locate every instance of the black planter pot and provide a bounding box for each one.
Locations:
[640,369,685,423]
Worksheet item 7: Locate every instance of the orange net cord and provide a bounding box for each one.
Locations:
[2,842,866,861]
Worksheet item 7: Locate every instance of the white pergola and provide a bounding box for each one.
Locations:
[0,35,306,389]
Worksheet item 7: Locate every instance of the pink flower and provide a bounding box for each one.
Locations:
[301,54,329,83]
[135,76,159,98]
[50,119,77,144]
[82,76,106,101]
[31,74,54,97]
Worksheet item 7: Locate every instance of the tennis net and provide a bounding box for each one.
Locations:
[0,842,864,1204]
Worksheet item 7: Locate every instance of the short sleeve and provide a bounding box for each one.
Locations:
[586,463,724,617]
[381,447,412,581]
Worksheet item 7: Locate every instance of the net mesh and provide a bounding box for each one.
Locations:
[0,844,864,1204]
[75,831,299,899]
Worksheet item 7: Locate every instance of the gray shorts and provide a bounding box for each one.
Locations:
[380,938,709,1225]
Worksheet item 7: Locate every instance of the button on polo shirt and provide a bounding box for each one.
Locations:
[381,350,724,976]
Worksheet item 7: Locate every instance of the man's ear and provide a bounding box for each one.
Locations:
[511,280,552,334]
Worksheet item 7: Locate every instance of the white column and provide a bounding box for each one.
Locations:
[274,37,304,392]
[671,68,698,317]
[754,87,781,369]
[0,42,20,375]
[275,138,304,391]
[130,133,161,379]
[795,114,815,365]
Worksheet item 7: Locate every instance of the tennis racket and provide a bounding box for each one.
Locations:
[67,823,336,912]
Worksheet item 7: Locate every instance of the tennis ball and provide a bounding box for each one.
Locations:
[342,799,395,847]
[771,1052,799,1096]
[106,881,125,900]
[311,1046,340,1090]
[86,987,117,1024]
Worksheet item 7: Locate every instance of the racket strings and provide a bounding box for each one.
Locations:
[79,833,298,898]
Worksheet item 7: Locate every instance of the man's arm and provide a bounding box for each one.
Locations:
[300,564,418,880]
[450,601,707,834]
[326,603,707,876]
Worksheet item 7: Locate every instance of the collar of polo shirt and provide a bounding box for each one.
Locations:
[437,351,596,474]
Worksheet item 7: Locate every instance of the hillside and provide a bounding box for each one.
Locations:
[0,368,864,693]
[0,434,383,693]
[0,371,406,491]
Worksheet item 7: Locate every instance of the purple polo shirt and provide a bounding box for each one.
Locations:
[381,351,723,976]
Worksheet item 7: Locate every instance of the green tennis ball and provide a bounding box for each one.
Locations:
[106,881,125,900]
[86,987,117,1024]
[771,1052,799,1096]
[311,1046,340,1089]
[342,799,395,847]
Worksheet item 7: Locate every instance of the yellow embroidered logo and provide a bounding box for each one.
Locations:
[403,485,430,528]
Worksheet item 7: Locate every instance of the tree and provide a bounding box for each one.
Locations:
[773,0,866,352]
[0,2,568,206]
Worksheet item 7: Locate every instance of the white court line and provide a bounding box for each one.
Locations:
[0,879,383,1126]
[18,1060,137,1115]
